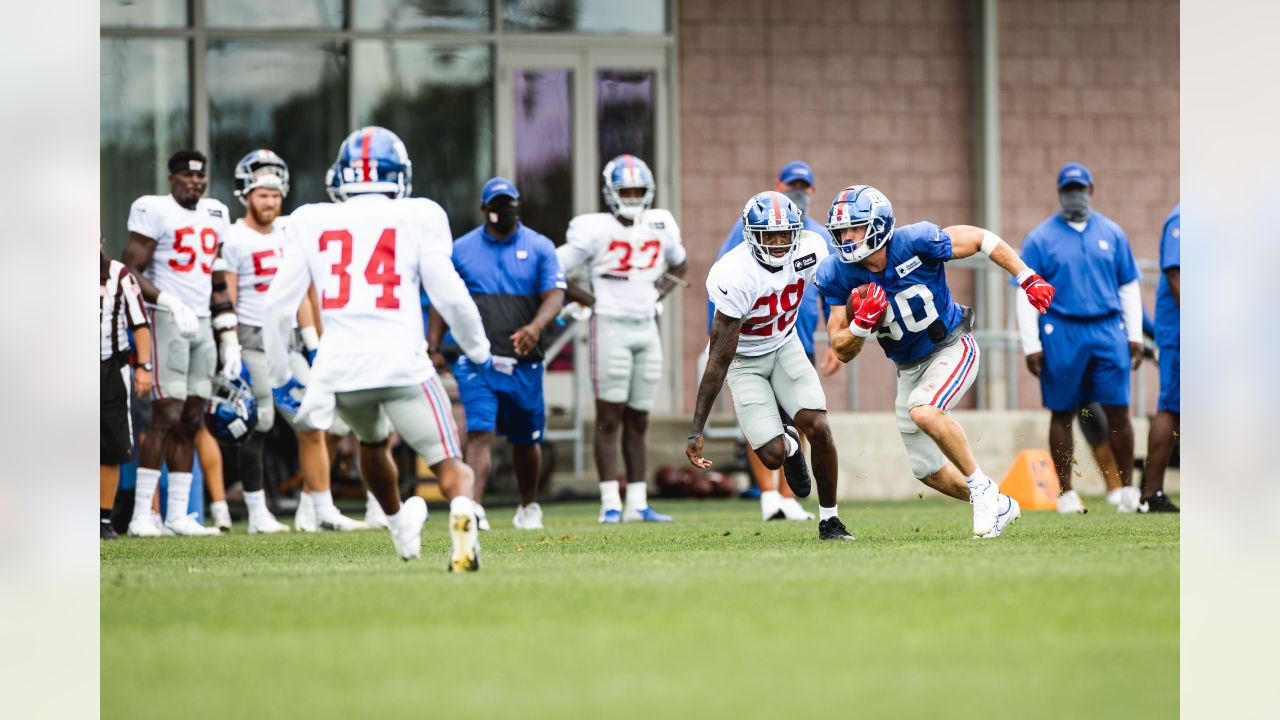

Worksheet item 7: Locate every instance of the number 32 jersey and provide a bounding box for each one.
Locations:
[814,221,964,365]
[705,230,829,357]
[557,209,687,320]
[127,194,231,317]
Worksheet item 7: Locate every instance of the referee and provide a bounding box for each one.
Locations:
[101,240,152,540]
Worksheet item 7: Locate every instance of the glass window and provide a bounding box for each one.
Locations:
[513,68,574,243]
[596,69,656,211]
[101,0,187,27]
[100,38,190,257]
[504,0,667,34]
[207,41,349,214]
[354,0,492,32]
[206,0,344,28]
[353,42,494,238]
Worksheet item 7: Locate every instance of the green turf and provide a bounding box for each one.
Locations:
[101,497,1178,719]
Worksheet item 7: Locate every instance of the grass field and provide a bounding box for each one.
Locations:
[101,496,1178,719]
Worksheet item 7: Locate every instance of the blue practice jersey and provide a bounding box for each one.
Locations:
[1018,212,1140,319]
[1154,204,1180,348]
[814,221,964,365]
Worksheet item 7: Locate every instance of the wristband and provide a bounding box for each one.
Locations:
[218,331,240,350]
[849,323,872,338]
[300,326,321,351]
[1015,267,1036,285]
[687,432,704,440]
[211,312,238,331]
[979,230,1002,256]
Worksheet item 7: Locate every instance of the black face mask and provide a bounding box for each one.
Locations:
[485,200,520,235]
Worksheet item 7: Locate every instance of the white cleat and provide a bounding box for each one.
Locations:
[210,501,232,533]
[474,503,491,531]
[1105,488,1123,506]
[363,493,390,530]
[156,512,175,536]
[1057,490,1086,514]
[761,491,783,521]
[969,477,1000,537]
[1116,486,1141,513]
[779,497,815,521]
[295,493,318,532]
[166,512,222,536]
[247,512,290,535]
[448,510,481,572]
[389,496,428,561]
[318,506,367,531]
[127,513,162,537]
[979,494,1021,539]
[512,502,544,530]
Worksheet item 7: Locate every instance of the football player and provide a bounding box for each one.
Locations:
[815,185,1053,538]
[219,149,362,533]
[121,149,236,536]
[557,155,687,523]
[264,126,489,569]
[687,192,853,541]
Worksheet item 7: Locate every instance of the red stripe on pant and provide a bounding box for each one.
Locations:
[421,382,455,459]
[944,337,978,410]
[429,375,461,455]
[929,336,972,407]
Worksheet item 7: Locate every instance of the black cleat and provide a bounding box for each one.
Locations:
[100,522,118,541]
[1140,491,1179,513]
[780,426,812,498]
[818,516,855,541]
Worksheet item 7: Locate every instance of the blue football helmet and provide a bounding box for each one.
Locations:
[324,161,343,203]
[742,191,803,268]
[601,154,655,221]
[826,185,895,263]
[204,374,258,445]
[334,126,412,199]
[233,149,289,205]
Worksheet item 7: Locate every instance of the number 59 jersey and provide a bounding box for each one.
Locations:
[814,221,964,366]
[558,209,686,320]
[127,194,231,317]
[705,229,829,357]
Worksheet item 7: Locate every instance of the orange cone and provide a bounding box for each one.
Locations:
[999,449,1061,510]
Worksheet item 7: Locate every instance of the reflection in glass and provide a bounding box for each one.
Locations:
[101,0,187,27]
[354,0,491,31]
[206,0,344,28]
[353,42,493,238]
[514,69,574,244]
[100,38,190,256]
[504,0,667,34]
[207,42,349,213]
[596,70,656,211]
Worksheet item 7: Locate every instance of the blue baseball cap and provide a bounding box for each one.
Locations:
[778,161,815,187]
[1057,162,1093,189]
[481,177,520,205]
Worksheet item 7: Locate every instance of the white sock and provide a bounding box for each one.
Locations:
[210,499,228,515]
[625,481,648,509]
[310,489,335,518]
[298,491,314,510]
[761,490,782,506]
[819,505,839,521]
[134,467,161,520]
[244,489,268,518]
[166,472,193,521]
[366,491,380,507]
[783,432,800,457]
[599,479,622,510]
[450,496,475,516]
[965,466,991,487]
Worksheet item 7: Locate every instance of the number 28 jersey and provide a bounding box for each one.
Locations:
[705,230,829,357]
[557,209,687,320]
[814,221,964,366]
[127,194,231,317]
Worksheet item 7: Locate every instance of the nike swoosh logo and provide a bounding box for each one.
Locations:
[718,286,728,294]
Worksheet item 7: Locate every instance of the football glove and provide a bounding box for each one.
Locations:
[1020,273,1055,314]
[273,376,306,416]
[848,283,889,337]
[156,291,199,339]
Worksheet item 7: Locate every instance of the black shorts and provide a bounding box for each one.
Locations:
[101,354,134,465]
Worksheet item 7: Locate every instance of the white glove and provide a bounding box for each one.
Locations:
[156,291,199,339]
[218,331,243,380]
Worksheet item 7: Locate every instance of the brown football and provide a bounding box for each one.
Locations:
[847,283,873,321]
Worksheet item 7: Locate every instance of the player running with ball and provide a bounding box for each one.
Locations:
[815,185,1055,538]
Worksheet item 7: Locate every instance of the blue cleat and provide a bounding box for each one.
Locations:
[599,508,622,524]
[624,507,673,523]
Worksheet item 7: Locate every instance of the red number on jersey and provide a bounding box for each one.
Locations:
[607,240,634,273]
[739,279,806,337]
[740,294,779,336]
[319,230,353,309]
[364,229,401,309]
[168,227,196,271]
[198,228,218,273]
[251,249,278,292]
[636,239,661,270]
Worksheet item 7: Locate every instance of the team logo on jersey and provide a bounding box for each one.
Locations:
[207,208,224,218]
[1098,240,1109,250]
[793,253,817,271]
[516,250,529,260]
[650,221,666,230]
[895,255,922,278]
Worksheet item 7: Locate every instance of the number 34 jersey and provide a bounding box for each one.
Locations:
[705,229,829,357]
[127,194,231,317]
[558,209,687,320]
[814,221,964,366]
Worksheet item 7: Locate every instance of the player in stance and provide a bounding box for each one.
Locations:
[264,127,488,570]
[815,185,1054,538]
[219,149,362,533]
[687,192,853,541]
[558,155,687,523]
[122,150,236,536]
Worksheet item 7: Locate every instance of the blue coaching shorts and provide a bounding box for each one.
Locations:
[1157,345,1180,413]
[453,357,546,445]
[1038,312,1131,411]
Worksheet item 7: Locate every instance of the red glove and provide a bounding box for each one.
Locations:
[1021,273,1055,314]
[848,283,889,336]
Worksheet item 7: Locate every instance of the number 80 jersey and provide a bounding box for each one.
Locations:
[706,229,829,357]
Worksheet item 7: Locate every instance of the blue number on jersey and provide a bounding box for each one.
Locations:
[814,221,964,365]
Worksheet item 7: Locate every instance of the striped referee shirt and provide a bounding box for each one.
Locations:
[100,256,148,361]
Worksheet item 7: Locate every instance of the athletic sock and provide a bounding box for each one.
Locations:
[310,489,335,519]
[624,480,648,510]
[100,508,111,527]
[244,489,268,519]
[133,467,161,520]
[166,472,193,521]
[965,466,991,489]
[450,496,475,516]
[783,432,800,457]
[819,505,839,521]
[210,499,228,516]
[599,479,622,511]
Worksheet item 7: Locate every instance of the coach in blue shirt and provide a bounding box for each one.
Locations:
[429,177,566,531]
[1015,162,1145,514]
[1140,203,1180,513]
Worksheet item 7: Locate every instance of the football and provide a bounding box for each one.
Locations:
[847,283,875,325]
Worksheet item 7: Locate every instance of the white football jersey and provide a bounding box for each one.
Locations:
[219,218,290,328]
[558,209,686,320]
[705,230,829,357]
[127,194,231,317]
[267,194,489,392]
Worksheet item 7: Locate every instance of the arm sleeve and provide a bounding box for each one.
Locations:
[419,207,491,364]
[119,268,148,330]
[1118,280,1143,344]
[126,197,163,239]
[1015,290,1043,355]
[556,218,595,273]
[537,240,568,294]
[1114,227,1141,285]
[263,224,314,385]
